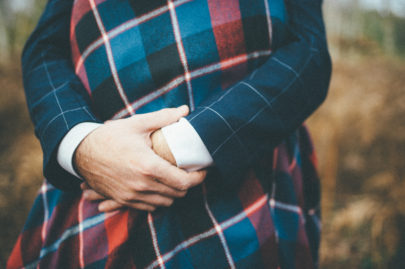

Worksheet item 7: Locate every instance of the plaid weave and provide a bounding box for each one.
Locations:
[70,0,288,120]
[10,0,331,268]
[8,126,321,269]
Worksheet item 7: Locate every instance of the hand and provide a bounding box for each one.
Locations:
[150,129,176,165]
[75,106,207,212]
[81,128,207,212]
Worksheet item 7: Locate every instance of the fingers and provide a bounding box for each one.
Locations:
[150,154,207,191]
[186,170,207,188]
[98,200,125,212]
[131,193,174,207]
[83,189,105,201]
[125,202,156,212]
[99,195,173,212]
[135,105,189,131]
[138,179,188,198]
[80,182,90,190]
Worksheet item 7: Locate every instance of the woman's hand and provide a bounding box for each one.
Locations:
[76,106,207,212]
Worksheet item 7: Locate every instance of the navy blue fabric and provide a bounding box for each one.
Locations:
[22,0,101,190]
[186,0,331,186]
[21,0,330,194]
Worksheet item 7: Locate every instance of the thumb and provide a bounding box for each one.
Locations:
[139,105,189,131]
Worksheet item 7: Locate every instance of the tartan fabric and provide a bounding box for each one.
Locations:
[70,0,288,121]
[8,126,321,269]
[10,0,332,268]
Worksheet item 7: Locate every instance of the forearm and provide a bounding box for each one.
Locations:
[185,0,331,182]
[23,0,100,190]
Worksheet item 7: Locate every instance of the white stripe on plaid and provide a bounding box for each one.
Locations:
[34,213,107,266]
[25,208,120,268]
[308,208,321,230]
[146,194,268,269]
[269,199,301,215]
[40,183,49,242]
[148,213,166,269]
[112,50,272,119]
[191,47,318,160]
[210,105,267,156]
[78,197,85,268]
[42,51,69,132]
[89,0,134,115]
[168,0,195,111]
[75,0,192,74]
[264,0,273,46]
[202,184,236,269]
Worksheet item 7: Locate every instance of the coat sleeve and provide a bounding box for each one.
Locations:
[185,0,332,185]
[22,0,102,191]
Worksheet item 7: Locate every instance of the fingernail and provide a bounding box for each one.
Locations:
[98,204,105,212]
[178,105,188,112]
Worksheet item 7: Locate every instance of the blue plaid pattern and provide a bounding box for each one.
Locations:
[10,0,331,268]
[8,127,322,269]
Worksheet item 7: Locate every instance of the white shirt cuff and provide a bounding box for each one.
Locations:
[57,122,102,179]
[161,118,213,172]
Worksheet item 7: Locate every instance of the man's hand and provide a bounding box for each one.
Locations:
[75,106,206,212]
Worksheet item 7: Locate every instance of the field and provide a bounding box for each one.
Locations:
[0,52,404,268]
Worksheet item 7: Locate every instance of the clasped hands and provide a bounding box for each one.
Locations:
[74,105,207,212]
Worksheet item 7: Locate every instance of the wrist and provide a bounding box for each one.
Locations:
[151,129,177,166]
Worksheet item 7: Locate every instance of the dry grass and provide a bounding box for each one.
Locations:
[308,53,405,268]
[0,65,43,267]
[0,51,404,268]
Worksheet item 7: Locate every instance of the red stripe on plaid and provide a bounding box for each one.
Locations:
[207,0,245,59]
[6,236,23,269]
[207,0,247,89]
[70,22,91,95]
[71,0,108,26]
[105,210,129,253]
[82,215,110,266]
[41,229,81,269]
[275,144,291,173]
[238,172,279,268]
[71,0,92,26]
[290,153,307,210]
[238,173,274,244]
[295,218,315,269]
[112,50,272,119]
[43,194,81,247]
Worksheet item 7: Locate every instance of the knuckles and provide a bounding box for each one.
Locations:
[137,162,155,177]
[121,192,137,203]
[176,182,190,192]
[132,181,149,192]
[176,190,187,198]
[162,199,174,207]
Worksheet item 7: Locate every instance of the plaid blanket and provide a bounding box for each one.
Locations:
[70,0,288,120]
[9,0,331,268]
[8,127,321,269]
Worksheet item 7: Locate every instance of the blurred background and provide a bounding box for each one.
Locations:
[0,0,404,268]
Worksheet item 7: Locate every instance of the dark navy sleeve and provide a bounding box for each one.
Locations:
[22,0,102,190]
[185,0,332,184]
